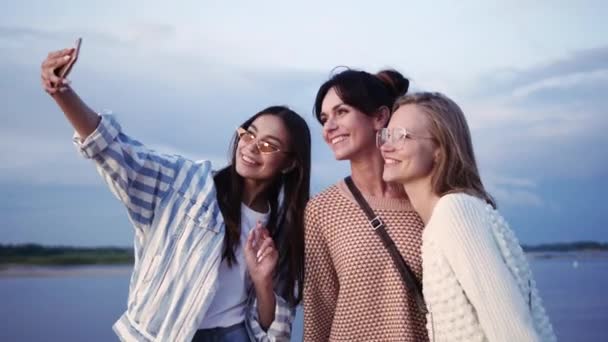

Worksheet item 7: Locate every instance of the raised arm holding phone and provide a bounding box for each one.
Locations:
[40,39,311,342]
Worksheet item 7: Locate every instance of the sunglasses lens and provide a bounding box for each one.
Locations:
[258,142,279,153]
[237,128,282,153]
[240,131,254,143]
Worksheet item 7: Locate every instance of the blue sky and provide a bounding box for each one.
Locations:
[1,0,606,246]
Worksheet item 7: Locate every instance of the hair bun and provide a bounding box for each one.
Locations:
[376,69,409,98]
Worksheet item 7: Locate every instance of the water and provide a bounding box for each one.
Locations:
[0,257,606,341]
[0,267,128,341]
[528,256,608,341]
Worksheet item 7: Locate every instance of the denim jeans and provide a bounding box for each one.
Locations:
[191,322,249,342]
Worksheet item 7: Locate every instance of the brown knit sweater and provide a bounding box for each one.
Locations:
[303,180,429,342]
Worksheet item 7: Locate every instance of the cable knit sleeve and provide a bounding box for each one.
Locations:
[303,200,339,341]
[433,194,541,342]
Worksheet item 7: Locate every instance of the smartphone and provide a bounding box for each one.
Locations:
[56,38,82,79]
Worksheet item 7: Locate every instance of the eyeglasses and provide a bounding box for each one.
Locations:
[236,127,290,154]
[376,127,434,149]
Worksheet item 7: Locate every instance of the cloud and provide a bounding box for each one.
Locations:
[0,26,55,40]
[123,23,175,45]
[510,68,608,100]
[460,45,608,182]
[491,188,544,208]
[0,25,123,54]
[486,175,537,188]
[0,131,100,185]
[3,25,606,192]
[484,175,544,207]
[477,46,608,96]
[0,25,333,188]
[0,23,176,47]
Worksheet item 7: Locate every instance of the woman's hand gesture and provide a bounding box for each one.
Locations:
[244,222,278,289]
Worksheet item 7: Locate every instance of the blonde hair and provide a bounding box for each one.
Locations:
[393,92,496,208]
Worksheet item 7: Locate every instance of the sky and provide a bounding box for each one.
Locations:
[1,0,607,246]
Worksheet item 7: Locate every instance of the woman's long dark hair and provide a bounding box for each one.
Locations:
[213,106,311,306]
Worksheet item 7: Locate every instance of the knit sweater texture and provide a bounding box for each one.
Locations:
[304,181,429,341]
[422,193,556,342]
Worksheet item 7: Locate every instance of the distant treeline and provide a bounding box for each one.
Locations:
[522,241,608,252]
[0,244,133,265]
[1,242,606,266]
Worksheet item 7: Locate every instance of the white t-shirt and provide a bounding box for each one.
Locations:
[199,203,270,329]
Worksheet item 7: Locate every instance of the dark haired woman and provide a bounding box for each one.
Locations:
[41,47,310,342]
[304,68,429,341]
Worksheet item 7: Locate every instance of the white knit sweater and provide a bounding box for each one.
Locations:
[421,193,556,342]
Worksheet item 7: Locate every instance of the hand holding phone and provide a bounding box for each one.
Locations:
[55,37,82,80]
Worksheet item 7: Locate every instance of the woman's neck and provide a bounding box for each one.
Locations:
[242,179,270,213]
[350,148,406,199]
[404,178,440,225]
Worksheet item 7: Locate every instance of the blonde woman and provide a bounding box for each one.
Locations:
[378,92,556,341]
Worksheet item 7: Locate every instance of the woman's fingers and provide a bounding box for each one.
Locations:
[258,227,270,239]
[256,237,274,258]
[47,48,73,59]
[42,54,70,72]
[257,245,277,263]
[42,74,67,94]
[247,222,265,249]
[49,57,70,83]
[47,71,67,87]
[41,75,68,94]
[41,77,55,95]
[41,49,73,91]
[256,237,276,263]
[246,227,257,250]
[246,223,276,264]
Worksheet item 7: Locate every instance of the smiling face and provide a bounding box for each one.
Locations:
[234,114,293,181]
[380,104,438,186]
[319,87,385,161]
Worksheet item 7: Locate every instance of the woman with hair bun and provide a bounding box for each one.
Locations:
[304,68,429,341]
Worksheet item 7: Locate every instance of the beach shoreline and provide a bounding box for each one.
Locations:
[0,264,132,278]
[2,251,607,278]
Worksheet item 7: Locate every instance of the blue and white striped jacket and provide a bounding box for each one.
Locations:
[73,114,295,342]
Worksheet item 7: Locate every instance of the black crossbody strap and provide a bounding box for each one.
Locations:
[344,176,428,314]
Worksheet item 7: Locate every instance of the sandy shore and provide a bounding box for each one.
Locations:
[0,264,132,278]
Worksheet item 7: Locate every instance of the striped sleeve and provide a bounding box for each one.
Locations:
[73,114,181,232]
[246,292,295,342]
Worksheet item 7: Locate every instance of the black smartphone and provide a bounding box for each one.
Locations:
[56,38,82,79]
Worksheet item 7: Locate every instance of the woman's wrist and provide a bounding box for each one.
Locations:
[253,278,274,296]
